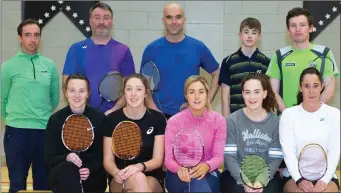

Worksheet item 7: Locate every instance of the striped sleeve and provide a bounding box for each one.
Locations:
[224,144,237,155]
[267,119,284,179]
[224,116,243,185]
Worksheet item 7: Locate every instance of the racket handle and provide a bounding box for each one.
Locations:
[122,160,126,192]
[80,179,84,193]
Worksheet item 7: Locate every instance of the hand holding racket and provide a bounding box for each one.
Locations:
[66,153,83,168]
[297,179,314,192]
[313,180,327,192]
[112,121,142,192]
[240,155,270,190]
[172,128,204,192]
[62,114,95,193]
[188,163,210,180]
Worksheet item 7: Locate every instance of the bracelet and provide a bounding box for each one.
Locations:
[140,162,146,172]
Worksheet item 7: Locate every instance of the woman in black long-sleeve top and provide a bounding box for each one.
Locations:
[44,74,107,193]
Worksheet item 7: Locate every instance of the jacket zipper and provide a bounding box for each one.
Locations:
[31,58,36,79]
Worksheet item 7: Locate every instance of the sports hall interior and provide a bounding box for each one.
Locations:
[0,1,340,192]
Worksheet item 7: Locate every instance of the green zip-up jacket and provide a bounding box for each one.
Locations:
[1,50,60,129]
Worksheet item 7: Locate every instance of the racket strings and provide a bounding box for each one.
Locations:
[112,122,142,159]
[240,155,269,186]
[99,73,123,101]
[298,145,327,180]
[173,131,204,167]
[63,116,93,151]
[141,62,160,91]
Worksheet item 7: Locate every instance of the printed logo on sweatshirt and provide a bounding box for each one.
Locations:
[242,129,272,143]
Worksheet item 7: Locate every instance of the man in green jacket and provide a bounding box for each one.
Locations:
[1,19,60,193]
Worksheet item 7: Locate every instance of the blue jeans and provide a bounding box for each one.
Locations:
[165,169,220,193]
[3,126,48,193]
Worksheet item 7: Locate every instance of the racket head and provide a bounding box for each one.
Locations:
[310,55,335,81]
[62,114,94,152]
[172,129,204,168]
[240,155,270,189]
[98,71,124,102]
[111,121,142,160]
[298,143,327,181]
[140,61,160,91]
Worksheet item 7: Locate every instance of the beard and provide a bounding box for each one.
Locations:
[92,26,111,37]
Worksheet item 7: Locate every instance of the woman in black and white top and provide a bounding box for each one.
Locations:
[280,67,340,192]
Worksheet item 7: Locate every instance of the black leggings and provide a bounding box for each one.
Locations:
[48,161,107,193]
[220,169,283,193]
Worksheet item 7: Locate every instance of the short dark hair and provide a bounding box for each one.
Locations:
[17,19,41,36]
[286,7,313,29]
[240,17,262,34]
[89,2,113,18]
[65,73,91,94]
[64,73,91,104]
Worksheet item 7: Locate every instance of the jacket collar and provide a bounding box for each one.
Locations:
[16,50,40,59]
[237,47,260,59]
[184,107,209,123]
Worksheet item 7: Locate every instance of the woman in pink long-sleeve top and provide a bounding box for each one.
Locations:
[164,75,227,193]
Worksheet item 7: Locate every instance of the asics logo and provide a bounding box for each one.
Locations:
[147,127,154,134]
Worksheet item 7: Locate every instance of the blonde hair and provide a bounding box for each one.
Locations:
[180,75,211,111]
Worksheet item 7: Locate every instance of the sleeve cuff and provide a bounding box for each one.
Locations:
[295,177,305,185]
[205,161,215,172]
[205,162,212,172]
[320,175,332,184]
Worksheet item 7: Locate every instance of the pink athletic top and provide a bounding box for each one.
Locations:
[164,108,227,173]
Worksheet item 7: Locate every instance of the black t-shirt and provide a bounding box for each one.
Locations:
[104,108,166,169]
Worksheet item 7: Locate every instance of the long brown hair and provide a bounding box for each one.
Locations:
[241,73,278,112]
[122,73,152,107]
